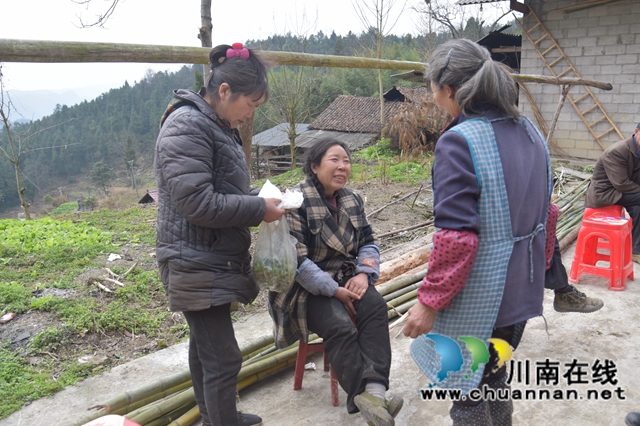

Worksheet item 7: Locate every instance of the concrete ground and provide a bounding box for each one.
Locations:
[2,241,639,426]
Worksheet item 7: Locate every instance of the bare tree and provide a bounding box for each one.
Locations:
[268,68,323,170]
[262,11,324,170]
[414,0,510,46]
[23,160,51,194]
[71,0,123,28]
[68,1,259,170]
[198,0,213,50]
[0,65,76,219]
[353,0,407,126]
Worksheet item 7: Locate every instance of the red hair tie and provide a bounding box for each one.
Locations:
[226,42,250,60]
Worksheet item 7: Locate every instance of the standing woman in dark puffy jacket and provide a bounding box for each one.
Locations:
[154,43,286,426]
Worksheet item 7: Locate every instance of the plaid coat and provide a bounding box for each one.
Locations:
[268,178,376,348]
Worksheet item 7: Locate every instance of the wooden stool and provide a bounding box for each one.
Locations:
[293,339,339,407]
[569,205,634,290]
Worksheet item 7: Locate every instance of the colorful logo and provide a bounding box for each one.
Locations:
[426,333,512,384]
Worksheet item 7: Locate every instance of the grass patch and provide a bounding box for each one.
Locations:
[50,201,79,215]
[0,345,101,419]
[0,282,32,315]
[0,204,181,420]
[253,167,306,189]
[57,204,158,246]
[255,139,432,189]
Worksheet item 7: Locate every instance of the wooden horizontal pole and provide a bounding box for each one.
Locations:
[0,38,613,90]
[0,38,424,71]
[514,74,612,91]
[491,47,521,53]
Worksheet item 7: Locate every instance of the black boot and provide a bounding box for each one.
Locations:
[626,412,640,426]
[553,284,604,313]
[237,411,262,426]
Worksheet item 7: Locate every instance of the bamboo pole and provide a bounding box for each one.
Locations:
[556,179,590,212]
[237,345,301,382]
[0,39,423,71]
[72,370,193,426]
[242,341,300,367]
[0,39,613,90]
[376,270,428,297]
[387,299,419,319]
[123,388,191,420]
[76,256,431,425]
[167,406,201,426]
[76,279,426,425]
[112,381,193,416]
[557,213,583,242]
[242,345,279,366]
[128,389,195,425]
[122,387,195,419]
[240,334,275,358]
[383,281,422,302]
[145,403,195,426]
[386,289,419,310]
[237,358,298,391]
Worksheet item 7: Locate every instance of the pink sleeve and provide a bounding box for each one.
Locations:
[417,229,479,311]
[545,203,560,270]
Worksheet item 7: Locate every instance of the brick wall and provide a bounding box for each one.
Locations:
[520,0,640,159]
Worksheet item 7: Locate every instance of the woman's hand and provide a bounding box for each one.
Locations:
[333,287,360,317]
[262,198,286,223]
[402,303,437,338]
[344,273,369,298]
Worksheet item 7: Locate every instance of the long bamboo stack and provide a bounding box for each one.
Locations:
[74,175,592,426]
[554,174,591,246]
[72,267,428,426]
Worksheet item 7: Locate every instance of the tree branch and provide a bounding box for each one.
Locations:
[72,0,122,28]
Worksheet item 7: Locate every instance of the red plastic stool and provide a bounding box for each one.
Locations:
[569,205,634,290]
[293,339,339,406]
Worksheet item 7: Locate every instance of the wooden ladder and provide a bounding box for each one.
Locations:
[516,8,623,150]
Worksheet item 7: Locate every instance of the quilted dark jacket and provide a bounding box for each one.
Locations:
[154,89,266,312]
[585,136,640,208]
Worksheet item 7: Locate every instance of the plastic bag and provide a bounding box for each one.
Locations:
[252,180,300,292]
[257,179,303,209]
[252,219,298,292]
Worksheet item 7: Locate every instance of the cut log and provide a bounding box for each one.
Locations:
[377,245,430,284]
[559,226,581,253]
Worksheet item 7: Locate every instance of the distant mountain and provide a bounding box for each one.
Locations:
[6,84,114,122]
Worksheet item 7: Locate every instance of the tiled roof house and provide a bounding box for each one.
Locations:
[252,86,430,157]
[310,86,430,133]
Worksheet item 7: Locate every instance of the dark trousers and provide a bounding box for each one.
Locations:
[450,324,523,426]
[619,192,640,254]
[306,285,392,413]
[183,304,241,426]
[545,238,570,291]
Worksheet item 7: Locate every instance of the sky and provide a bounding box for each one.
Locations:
[0,0,421,94]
